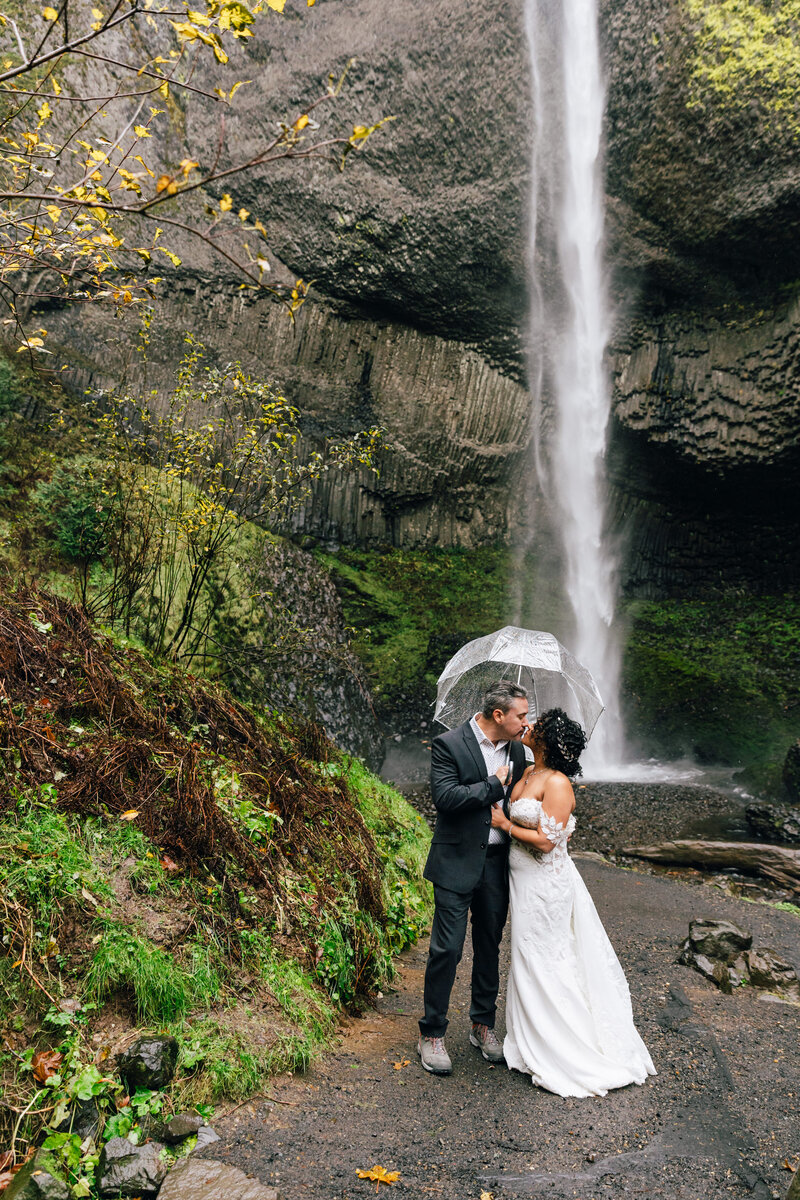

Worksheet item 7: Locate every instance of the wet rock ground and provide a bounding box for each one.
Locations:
[208,782,800,1200]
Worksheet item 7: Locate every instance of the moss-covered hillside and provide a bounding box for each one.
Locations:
[321,546,800,789]
[0,584,431,1194]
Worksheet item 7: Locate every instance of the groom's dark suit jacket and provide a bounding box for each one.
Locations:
[424,721,527,893]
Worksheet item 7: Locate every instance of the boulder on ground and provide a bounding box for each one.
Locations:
[96,1137,168,1198]
[746,803,800,846]
[681,919,752,964]
[118,1036,178,1090]
[784,740,800,803]
[5,1150,69,1200]
[157,1158,283,1200]
[745,948,800,1000]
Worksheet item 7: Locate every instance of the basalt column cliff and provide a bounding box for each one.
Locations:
[47,0,800,592]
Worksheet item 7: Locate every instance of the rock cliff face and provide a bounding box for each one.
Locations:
[46,0,800,589]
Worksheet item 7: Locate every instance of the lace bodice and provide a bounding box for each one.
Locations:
[509,797,575,874]
[510,797,575,843]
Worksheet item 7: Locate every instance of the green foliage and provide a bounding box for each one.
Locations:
[317,545,515,714]
[85,924,212,1023]
[623,594,800,785]
[176,1020,317,1103]
[4,788,113,931]
[33,458,114,564]
[61,336,381,669]
[686,0,800,135]
[343,756,432,950]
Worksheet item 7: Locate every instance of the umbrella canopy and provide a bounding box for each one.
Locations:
[434,626,604,737]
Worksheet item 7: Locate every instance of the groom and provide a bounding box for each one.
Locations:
[418,681,529,1075]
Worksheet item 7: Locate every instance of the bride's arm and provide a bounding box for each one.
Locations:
[491,775,575,852]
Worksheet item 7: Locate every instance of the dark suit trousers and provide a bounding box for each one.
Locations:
[419,846,509,1038]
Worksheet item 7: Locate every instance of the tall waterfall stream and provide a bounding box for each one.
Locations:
[524,0,622,773]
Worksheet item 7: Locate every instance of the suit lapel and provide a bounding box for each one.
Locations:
[461,722,488,779]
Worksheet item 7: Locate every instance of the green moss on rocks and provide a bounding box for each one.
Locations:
[623,594,800,787]
[686,0,800,135]
[316,546,515,720]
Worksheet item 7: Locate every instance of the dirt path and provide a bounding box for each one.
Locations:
[211,859,800,1200]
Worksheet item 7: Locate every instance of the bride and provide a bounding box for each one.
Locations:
[490,708,656,1098]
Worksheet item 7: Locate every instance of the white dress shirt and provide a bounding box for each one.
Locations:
[470,714,510,845]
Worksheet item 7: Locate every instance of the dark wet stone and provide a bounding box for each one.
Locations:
[685,919,752,964]
[53,1096,101,1142]
[746,802,800,845]
[5,1151,69,1200]
[157,1158,283,1200]
[118,1036,178,1090]
[745,948,800,999]
[162,1113,203,1143]
[96,1137,168,1197]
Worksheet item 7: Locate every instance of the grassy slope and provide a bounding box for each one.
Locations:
[0,583,431,1190]
[321,546,799,787]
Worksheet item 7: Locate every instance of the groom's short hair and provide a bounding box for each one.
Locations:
[482,680,528,718]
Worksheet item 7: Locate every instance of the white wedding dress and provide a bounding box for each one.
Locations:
[503,797,656,1098]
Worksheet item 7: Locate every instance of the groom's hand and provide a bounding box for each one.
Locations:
[490,804,508,828]
[494,765,510,785]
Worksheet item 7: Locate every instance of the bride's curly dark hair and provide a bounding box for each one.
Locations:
[533,708,587,778]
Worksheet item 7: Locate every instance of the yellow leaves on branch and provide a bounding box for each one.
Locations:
[42,6,59,19]
[339,115,396,171]
[219,193,233,211]
[158,247,182,267]
[356,1165,401,1191]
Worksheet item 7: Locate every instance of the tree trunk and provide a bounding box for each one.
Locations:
[621,840,800,893]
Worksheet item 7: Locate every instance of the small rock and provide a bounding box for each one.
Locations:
[5,1150,70,1200]
[162,1113,204,1143]
[96,1137,168,1197]
[684,919,752,964]
[191,1125,221,1152]
[157,1158,283,1200]
[746,802,800,845]
[745,948,800,999]
[118,1035,178,1090]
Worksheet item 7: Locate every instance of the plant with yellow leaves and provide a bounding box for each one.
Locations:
[72,329,381,663]
[0,1,391,354]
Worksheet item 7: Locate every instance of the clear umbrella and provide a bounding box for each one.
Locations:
[433,626,604,737]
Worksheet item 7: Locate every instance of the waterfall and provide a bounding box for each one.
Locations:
[524,0,624,771]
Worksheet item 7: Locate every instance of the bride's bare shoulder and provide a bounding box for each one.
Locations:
[543,771,576,812]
